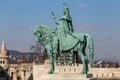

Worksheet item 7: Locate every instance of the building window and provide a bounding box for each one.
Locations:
[11,72,13,76]
[0,60,2,64]
[11,72,13,79]
[3,61,5,64]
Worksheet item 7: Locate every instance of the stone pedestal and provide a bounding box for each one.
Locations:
[33,64,97,80]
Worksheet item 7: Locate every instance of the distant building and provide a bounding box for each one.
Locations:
[0,40,33,80]
[0,40,9,80]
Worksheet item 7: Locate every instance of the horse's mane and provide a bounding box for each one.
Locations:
[33,25,53,35]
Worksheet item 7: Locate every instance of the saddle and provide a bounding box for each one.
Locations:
[61,32,85,50]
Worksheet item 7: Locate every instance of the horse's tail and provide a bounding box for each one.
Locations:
[85,33,94,67]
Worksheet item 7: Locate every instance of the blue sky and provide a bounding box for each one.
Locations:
[0,0,120,60]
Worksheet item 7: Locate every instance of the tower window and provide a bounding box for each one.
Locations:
[3,61,5,64]
[0,61,2,64]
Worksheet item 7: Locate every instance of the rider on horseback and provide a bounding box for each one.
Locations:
[52,4,74,53]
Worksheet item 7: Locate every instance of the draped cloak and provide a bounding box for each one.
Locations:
[57,15,83,51]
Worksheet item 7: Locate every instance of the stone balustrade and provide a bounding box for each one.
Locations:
[89,68,120,78]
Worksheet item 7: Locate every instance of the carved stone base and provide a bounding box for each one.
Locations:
[39,73,97,80]
[33,64,97,80]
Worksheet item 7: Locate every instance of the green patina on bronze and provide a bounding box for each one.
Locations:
[32,4,94,74]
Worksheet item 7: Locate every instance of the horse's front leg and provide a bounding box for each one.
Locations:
[47,53,54,74]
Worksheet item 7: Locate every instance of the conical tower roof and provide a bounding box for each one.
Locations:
[0,40,8,57]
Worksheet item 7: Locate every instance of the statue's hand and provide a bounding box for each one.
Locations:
[51,11,55,16]
[51,11,56,19]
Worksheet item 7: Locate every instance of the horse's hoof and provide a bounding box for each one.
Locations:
[48,71,53,74]
[90,65,94,68]
[80,71,87,74]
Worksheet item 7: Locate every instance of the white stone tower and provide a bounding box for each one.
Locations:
[0,40,8,70]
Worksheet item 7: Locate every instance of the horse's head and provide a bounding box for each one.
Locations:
[32,25,53,42]
[32,26,42,42]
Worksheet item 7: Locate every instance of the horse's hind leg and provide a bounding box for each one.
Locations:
[77,44,88,74]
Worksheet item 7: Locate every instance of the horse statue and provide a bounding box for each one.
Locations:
[32,4,94,74]
[32,25,94,74]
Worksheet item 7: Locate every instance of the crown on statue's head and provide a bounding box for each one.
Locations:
[63,3,69,9]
